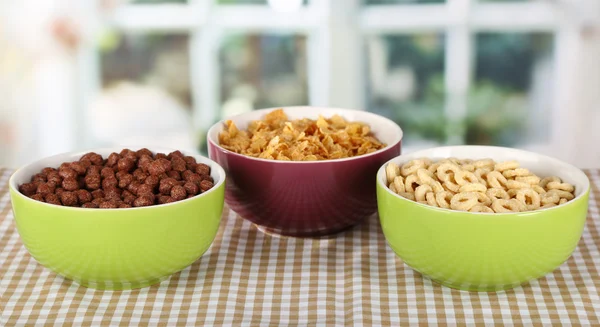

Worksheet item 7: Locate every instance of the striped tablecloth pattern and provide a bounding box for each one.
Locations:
[1,168,599,326]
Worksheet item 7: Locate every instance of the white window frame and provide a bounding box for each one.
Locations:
[71,0,599,165]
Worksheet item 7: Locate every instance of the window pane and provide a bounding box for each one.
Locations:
[97,32,197,151]
[365,0,445,4]
[366,34,445,146]
[468,33,554,146]
[219,33,308,118]
[100,33,191,107]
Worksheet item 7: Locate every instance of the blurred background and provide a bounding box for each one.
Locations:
[1,0,599,168]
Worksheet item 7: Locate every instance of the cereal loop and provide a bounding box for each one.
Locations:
[393,176,406,193]
[492,199,523,213]
[415,184,433,202]
[502,168,531,179]
[486,188,509,201]
[516,175,541,185]
[386,163,400,185]
[494,160,520,172]
[516,188,541,211]
[389,182,397,194]
[443,180,461,193]
[398,192,416,201]
[435,191,454,209]
[546,189,575,201]
[540,176,561,189]
[486,171,508,189]
[450,192,478,211]
[404,174,422,193]
[459,183,487,193]
[454,170,479,186]
[541,192,560,205]
[401,160,427,177]
[533,185,546,194]
[506,180,531,190]
[475,192,492,207]
[436,162,461,183]
[474,159,495,169]
[546,181,575,193]
[426,192,438,207]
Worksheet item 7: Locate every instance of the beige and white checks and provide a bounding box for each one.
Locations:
[1,168,600,326]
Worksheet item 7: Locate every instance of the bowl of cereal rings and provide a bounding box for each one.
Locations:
[376,145,590,291]
[208,106,402,237]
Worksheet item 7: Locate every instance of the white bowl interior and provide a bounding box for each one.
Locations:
[207,106,403,152]
[9,147,226,207]
[377,145,590,198]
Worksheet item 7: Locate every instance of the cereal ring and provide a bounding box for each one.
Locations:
[559,198,568,205]
[469,205,494,213]
[486,171,508,189]
[459,183,487,193]
[461,163,476,172]
[505,180,531,190]
[507,189,518,198]
[494,160,520,172]
[546,189,575,201]
[474,168,491,187]
[443,180,461,193]
[401,160,427,177]
[450,192,478,211]
[436,162,461,183]
[532,185,546,194]
[486,188,509,201]
[455,170,479,186]
[541,192,560,205]
[435,191,454,209]
[393,176,406,193]
[404,174,422,193]
[540,176,561,189]
[415,184,433,202]
[475,192,492,207]
[515,175,541,185]
[546,181,575,193]
[474,158,495,169]
[427,162,442,174]
[492,199,524,213]
[502,168,531,179]
[418,157,433,168]
[398,192,416,201]
[415,168,444,193]
[386,163,400,185]
[426,192,437,207]
[516,188,541,211]
[389,182,397,194]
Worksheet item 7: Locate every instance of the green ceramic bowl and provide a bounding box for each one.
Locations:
[9,148,225,290]
[377,146,590,292]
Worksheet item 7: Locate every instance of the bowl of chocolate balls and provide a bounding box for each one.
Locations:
[9,147,225,290]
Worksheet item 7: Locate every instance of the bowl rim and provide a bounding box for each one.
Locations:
[207,106,403,164]
[377,145,591,216]
[9,146,226,211]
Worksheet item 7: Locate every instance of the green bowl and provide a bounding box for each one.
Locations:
[376,146,590,292]
[9,147,225,290]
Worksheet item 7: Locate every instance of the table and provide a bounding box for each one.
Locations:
[1,168,599,326]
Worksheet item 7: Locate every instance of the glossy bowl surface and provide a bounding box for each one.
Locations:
[377,146,590,291]
[9,147,225,290]
[208,106,402,237]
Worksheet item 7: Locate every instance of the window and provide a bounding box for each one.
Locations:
[70,0,597,164]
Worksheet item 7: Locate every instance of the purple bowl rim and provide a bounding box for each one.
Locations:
[9,146,226,212]
[207,106,403,165]
[376,145,591,217]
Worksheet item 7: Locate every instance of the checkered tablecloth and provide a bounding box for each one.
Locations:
[1,167,599,326]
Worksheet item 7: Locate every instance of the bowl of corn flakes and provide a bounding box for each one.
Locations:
[376,145,590,291]
[207,106,403,237]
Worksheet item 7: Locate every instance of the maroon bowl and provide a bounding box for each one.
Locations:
[207,106,402,237]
